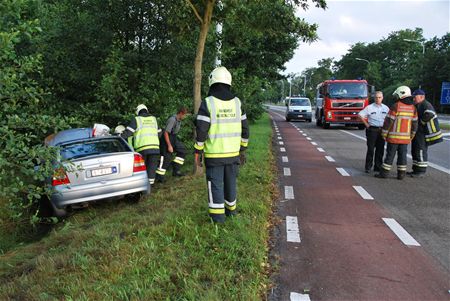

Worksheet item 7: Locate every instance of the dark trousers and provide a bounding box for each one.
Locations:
[365,127,385,171]
[156,136,187,177]
[206,164,239,223]
[141,153,159,184]
[381,143,408,173]
[411,132,428,174]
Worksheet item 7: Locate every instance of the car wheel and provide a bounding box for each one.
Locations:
[321,116,330,129]
[316,116,322,126]
[358,124,366,130]
[48,200,68,217]
[286,117,290,122]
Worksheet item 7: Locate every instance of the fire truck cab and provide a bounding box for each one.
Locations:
[315,79,373,129]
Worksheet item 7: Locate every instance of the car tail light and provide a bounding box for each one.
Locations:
[133,154,146,173]
[52,168,70,186]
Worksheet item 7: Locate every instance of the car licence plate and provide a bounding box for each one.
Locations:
[89,166,117,177]
[344,117,351,120]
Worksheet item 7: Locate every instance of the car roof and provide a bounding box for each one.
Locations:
[46,128,94,147]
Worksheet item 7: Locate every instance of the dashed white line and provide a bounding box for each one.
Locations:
[336,168,350,176]
[302,133,307,136]
[279,141,284,145]
[317,147,325,152]
[286,216,301,243]
[325,156,335,162]
[300,130,304,133]
[311,142,318,146]
[282,156,289,163]
[382,218,421,246]
[285,186,295,199]
[277,136,282,140]
[280,147,286,152]
[284,167,291,176]
[290,292,311,301]
[306,137,312,141]
[353,186,374,200]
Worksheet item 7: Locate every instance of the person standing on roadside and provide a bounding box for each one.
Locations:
[358,91,389,173]
[408,89,443,177]
[194,66,249,223]
[376,86,418,180]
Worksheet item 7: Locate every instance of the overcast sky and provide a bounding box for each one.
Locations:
[284,0,450,74]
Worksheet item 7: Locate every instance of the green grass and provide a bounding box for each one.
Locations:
[0,113,275,300]
[439,123,450,131]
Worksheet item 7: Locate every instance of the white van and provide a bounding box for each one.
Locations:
[285,97,312,122]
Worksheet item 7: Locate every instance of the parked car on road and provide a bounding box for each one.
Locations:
[285,96,312,122]
[46,128,150,216]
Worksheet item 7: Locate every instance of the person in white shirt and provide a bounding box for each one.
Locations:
[358,91,389,173]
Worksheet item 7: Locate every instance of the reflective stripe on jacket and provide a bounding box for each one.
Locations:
[133,116,159,152]
[204,96,242,158]
[381,101,418,144]
[424,115,443,145]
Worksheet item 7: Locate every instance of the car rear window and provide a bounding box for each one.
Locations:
[290,98,310,106]
[60,138,130,160]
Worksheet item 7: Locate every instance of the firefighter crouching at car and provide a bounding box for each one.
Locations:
[194,66,250,223]
[376,86,418,180]
[408,89,443,177]
[121,104,160,185]
[156,107,188,182]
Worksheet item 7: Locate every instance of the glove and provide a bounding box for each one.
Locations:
[239,151,246,166]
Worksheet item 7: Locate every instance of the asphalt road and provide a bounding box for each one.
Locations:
[267,107,450,301]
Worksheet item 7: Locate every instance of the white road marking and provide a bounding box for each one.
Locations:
[325,156,335,162]
[311,142,318,146]
[286,216,301,243]
[280,147,286,152]
[279,141,284,145]
[317,148,325,152]
[282,156,289,163]
[285,186,295,199]
[284,167,291,176]
[353,186,374,200]
[336,167,350,176]
[278,136,282,140]
[306,137,312,140]
[300,130,304,133]
[290,291,310,301]
[340,129,450,175]
[302,133,307,136]
[382,218,421,246]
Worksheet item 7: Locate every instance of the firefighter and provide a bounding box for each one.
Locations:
[156,107,188,182]
[375,86,418,180]
[408,89,443,177]
[194,66,249,223]
[122,104,160,185]
[358,91,389,173]
[114,125,125,136]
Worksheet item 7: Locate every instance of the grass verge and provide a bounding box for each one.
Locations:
[0,113,274,300]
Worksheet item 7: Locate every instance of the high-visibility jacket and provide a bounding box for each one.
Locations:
[203,96,242,158]
[381,100,418,144]
[133,116,159,152]
[424,115,443,145]
[416,100,443,146]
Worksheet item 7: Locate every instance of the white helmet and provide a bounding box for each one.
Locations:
[136,104,148,115]
[392,86,411,100]
[209,66,232,87]
[114,125,125,135]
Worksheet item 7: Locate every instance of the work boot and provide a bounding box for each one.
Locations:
[409,172,425,178]
[397,171,406,180]
[172,163,185,177]
[375,169,388,178]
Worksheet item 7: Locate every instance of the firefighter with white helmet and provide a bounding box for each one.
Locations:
[114,125,126,135]
[194,66,250,223]
[121,104,160,186]
[375,86,418,180]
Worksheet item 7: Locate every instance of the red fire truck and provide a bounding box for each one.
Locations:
[315,79,373,129]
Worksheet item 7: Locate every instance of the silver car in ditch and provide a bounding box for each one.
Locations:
[47,128,150,216]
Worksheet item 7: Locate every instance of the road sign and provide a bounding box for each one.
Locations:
[440,82,450,105]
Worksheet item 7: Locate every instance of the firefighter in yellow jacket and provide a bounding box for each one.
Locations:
[376,86,418,180]
[194,66,250,223]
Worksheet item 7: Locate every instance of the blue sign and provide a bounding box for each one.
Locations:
[441,82,450,105]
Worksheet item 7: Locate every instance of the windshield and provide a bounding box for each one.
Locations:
[328,83,368,99]
[290,98,310,106]
[60,138,130,160]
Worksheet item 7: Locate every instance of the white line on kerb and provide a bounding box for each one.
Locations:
[336,168,350,176]
[286,216,301,243]
[317,148,325,152]
[282,156,289,163]
[280,147,286,152]
[311,142,318,146]
[306,137,312,141]
[290,292,310,301]
[285,186,295,199]
[382,218,421,246]
[325,156,335,162]
[279,141,284,145]
[284,167,291,176]
[353,186,374,200]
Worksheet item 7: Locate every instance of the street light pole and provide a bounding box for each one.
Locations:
[303,75,307,96]
[403,38,425,89]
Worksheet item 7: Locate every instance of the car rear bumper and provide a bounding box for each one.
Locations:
[287,112,312,120]
[51,172,150,208]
